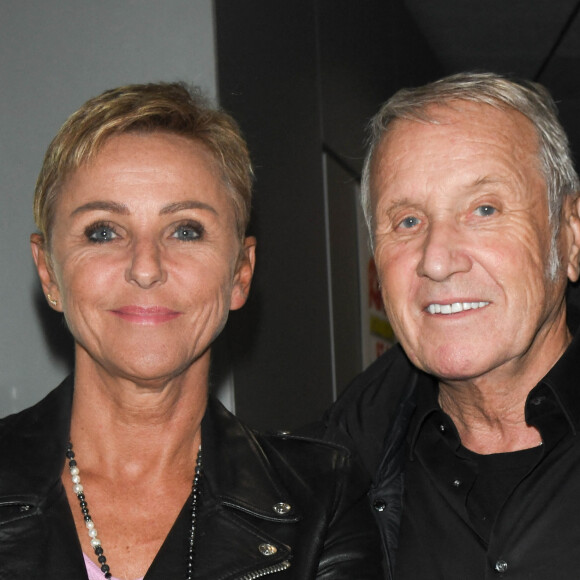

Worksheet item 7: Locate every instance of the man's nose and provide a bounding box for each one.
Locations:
[125,238,167,288]
[416,220,472,281]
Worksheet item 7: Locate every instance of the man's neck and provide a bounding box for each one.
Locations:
[437,324,572,454]
[438,385,543,454]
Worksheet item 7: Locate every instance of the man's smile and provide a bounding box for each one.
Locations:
[426,301,490,315]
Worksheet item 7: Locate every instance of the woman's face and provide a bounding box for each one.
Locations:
[31,132,255,384]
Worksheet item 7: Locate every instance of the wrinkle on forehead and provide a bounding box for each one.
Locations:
[371,102,545,211]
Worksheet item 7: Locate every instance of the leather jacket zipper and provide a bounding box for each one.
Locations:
[238,560,291,579]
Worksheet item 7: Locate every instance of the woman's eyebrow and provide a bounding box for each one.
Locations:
[69,200,219,217]
[70,201,129,217]
[160,201,218,215]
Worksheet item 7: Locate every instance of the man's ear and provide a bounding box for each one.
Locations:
[564,195,580,283]
[30,233,62,311]
[230,236,256,311]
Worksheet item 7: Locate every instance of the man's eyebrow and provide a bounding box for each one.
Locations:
[468,175,506,188]
[159,201,218,215]
[70,201,129,217]
[378,198,415,214]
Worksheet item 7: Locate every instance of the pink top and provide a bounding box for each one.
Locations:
[83,553,144,580]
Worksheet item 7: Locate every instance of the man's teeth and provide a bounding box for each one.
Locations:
[427,301,489,315]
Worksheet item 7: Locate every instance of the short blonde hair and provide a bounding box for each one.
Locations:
[34,82,253,243]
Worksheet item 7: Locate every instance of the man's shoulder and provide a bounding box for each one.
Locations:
[327,345,417,429]
[320,345,419,477]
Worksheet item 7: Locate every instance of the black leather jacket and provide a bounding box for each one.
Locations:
[0,377,382,579]
[321,345,418,580]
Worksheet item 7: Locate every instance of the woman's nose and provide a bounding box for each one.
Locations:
[125,238,167,288]
[417,220,472,281]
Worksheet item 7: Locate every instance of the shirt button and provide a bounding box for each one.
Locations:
[439,424,446,433]
[530,396,545,406]
[494,560,508,573]
[452,479,462,488]
[373,499,387,512]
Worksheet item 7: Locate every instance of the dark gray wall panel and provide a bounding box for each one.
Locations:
[216,0,334,430]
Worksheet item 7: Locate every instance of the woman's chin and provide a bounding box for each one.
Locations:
[79,347,209,388]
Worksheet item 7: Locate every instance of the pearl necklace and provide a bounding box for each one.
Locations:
[66,442,203,580]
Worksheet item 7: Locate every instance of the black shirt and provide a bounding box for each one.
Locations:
[461,444,541,541]
[394,325,580,579]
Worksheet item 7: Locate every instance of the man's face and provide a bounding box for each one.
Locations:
[371,102,576,383]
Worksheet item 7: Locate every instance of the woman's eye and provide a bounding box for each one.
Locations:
[86,224,118,243]
[172,222,204,241]
[474,205,496,217]
[398,216,421,230]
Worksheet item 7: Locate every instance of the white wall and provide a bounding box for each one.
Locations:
[0,0,222,415]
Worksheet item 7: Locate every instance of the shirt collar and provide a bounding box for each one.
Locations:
[407,372,448,459]
[530,305,580,434]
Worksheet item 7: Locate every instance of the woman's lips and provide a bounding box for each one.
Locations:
[111,306,182,324]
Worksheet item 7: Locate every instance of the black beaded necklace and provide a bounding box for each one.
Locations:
[66,442,203,580]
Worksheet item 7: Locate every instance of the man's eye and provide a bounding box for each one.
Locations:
[86,224,117,243]
[398,216,421,229]
[172,222,204,241]
[474,205,496,217]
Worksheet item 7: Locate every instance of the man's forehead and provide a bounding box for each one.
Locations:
[368,100,546,212]
[373,101,539,173]
[380,100,536,143]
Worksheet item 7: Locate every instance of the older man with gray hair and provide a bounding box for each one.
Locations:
[323,72,580,579]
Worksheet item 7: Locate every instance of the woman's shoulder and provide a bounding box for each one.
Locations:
[0,378,73,488]
[252,428,373,516]
[0,378,72,435]
[247,428,383,577]
[204,396,372,513]
[206,396,362,486]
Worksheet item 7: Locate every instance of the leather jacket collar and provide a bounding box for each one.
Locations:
[0,377,299,579]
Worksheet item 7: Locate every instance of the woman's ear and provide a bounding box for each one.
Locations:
[230,236,256,311]
[30,233,62,311]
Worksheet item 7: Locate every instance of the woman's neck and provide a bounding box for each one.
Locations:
[69,348,207,480]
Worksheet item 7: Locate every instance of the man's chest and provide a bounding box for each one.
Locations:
[395,434,580,579]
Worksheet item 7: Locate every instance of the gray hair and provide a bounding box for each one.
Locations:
[361,72,579,278]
